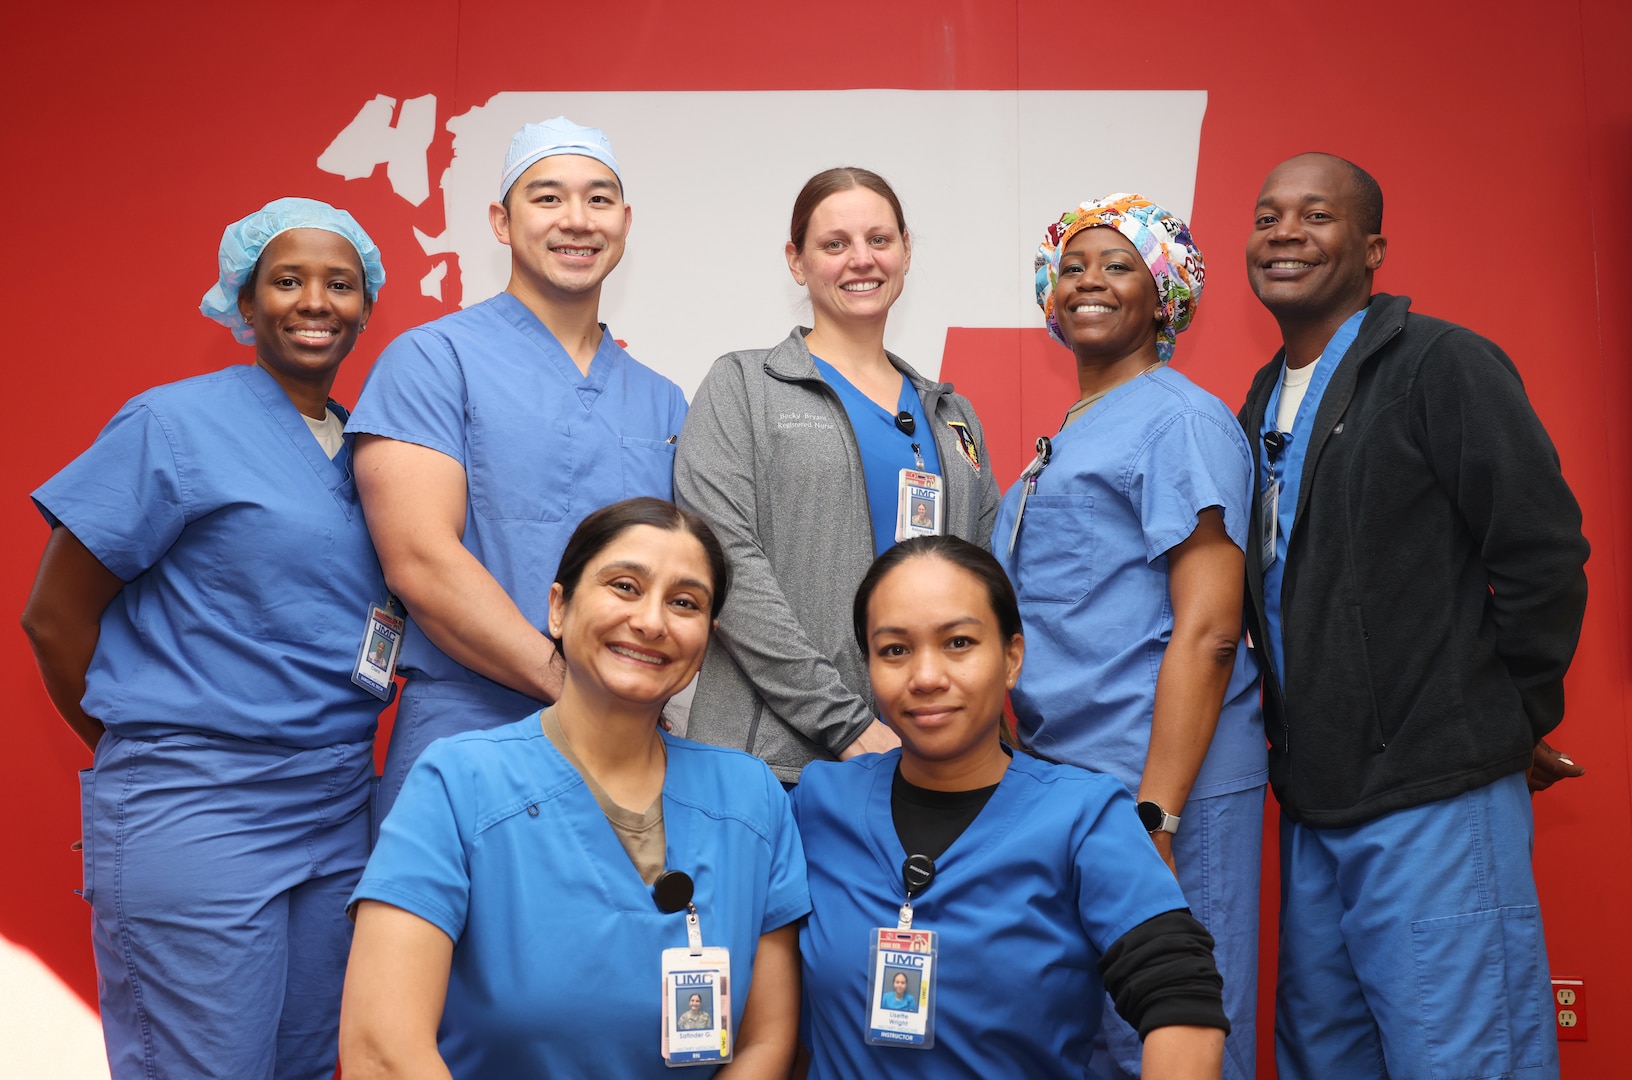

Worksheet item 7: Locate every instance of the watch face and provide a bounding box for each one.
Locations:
[1137,801,1163,831]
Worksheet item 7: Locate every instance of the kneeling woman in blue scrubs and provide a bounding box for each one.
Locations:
[793,537,1228,1079]
[341,498,809,1079]
[22,199,388,1079]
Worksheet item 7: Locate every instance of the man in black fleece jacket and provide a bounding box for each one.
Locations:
[1238,152,1588,1080]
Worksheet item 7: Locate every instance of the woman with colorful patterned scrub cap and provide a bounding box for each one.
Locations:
[22,197,389,1080]
[674,167,998,786]
[991,194,1267,1080]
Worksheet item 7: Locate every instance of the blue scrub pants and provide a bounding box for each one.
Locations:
[1091,784,1264,1080]
[1275,771,1558,1080]
[376,678,544,830]
[81,731,372,1080]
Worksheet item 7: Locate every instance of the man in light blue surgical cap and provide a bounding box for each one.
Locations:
[25,196,389,1079]
[347,117,689,826]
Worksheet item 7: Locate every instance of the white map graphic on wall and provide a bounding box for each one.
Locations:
[320,90,1206,393]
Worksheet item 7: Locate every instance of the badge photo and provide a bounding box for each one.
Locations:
[865,927,938,1048]
[352,602,404,701]
[661,946,732,1067]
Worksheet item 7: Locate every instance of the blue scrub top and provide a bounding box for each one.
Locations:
[993,366,1266,799]
[32,364,388,748]
[347,293,689,683]
[812,357,942,557]
[352,717,811,1079]
[1259,307,1367,683]
[791,751,1187,1080]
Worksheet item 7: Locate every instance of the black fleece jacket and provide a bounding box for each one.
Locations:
[1238,294,1589,828]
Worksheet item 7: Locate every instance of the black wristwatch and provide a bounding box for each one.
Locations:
[1136,800,1181,836]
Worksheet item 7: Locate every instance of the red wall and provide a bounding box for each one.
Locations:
[4,3,1628,1075]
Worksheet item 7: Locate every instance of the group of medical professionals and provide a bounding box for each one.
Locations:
[19,113,1589,1080]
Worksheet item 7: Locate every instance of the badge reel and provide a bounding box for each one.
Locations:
[865,854,940,1049]
[893,412,944,542]
[351,596,404,701]
[655,871,732,1067]
[1005,436,1053,557]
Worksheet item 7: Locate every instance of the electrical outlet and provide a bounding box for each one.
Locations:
[1552,977,1586,1042]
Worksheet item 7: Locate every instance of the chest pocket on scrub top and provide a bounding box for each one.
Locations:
[1013,494,1095,605]
[619,436,677,499]
[467,403,573,522]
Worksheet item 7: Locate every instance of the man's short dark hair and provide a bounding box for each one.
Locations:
[1333,156,1384,234]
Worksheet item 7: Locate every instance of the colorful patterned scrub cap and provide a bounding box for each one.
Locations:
[1035,193,1204,361]
[499,116,621,201]
[200,197,385,346]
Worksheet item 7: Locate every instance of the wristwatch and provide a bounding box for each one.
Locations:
[1136,800,1181,836]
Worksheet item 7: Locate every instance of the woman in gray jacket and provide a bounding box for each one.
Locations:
[675,167,998,784]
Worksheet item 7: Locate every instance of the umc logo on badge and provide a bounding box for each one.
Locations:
[317,90,1206,395]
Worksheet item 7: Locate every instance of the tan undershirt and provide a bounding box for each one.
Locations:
[1060,360,1167,431]
[541,706,666,885]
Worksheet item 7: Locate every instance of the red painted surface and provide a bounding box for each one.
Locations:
[4,3,1629,1076]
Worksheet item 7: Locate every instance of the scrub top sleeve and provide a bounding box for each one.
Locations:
[32,403,186,582]
[675,359,876,751]
[1070,780,1190,952]
[1130,410,1254,562]
[346,329,470,465]
[758,762,812,932]
[351,745,474,943]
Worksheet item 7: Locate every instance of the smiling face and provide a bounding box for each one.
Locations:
[1052,225,1162,364]
[547,524,714,710]
[1246,153,1386,324]
[786,186,910,332]
[491,153,630,307]
[688,994,703,1011]
[865,554,1024,777]
[892,973,909,995]
[238,228,368,403]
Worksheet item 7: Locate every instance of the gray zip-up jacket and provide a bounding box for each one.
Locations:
[675,328,998,782]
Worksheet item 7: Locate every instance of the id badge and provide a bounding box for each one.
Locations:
[1258,480,1280,571]
[352,603,403,701]
[896,470,944,542]
[865,927,938,1048]
[661,946,732,1067]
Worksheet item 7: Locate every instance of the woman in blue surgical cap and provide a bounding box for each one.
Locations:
[22,197,389,1080]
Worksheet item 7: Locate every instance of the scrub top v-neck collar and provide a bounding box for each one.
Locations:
[238,363,355,516]
[859,749,1020,895]
[535,724,699,914]
[491,291,619,411]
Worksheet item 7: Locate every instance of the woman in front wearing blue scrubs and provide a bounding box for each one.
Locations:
[676,167,998,785]
[993,194,1265,1080]
[793,536,1228,1079]
[21,198,388,1079]
[340,498,809,1079]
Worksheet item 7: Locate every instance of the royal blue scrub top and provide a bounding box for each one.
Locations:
[32,364,388,748]
[993,366,1266,798]
[791,751,1186,1079]
[351,716,811,1079]
[347,293,689,684]
[812,356,941,556]
[1259,307,1366,682]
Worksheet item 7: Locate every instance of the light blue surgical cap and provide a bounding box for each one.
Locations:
[499,116,621,201]
[200,197,386,346]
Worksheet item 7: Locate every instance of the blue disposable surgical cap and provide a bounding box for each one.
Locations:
[200,197,386,346]
[499,116,621,201]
